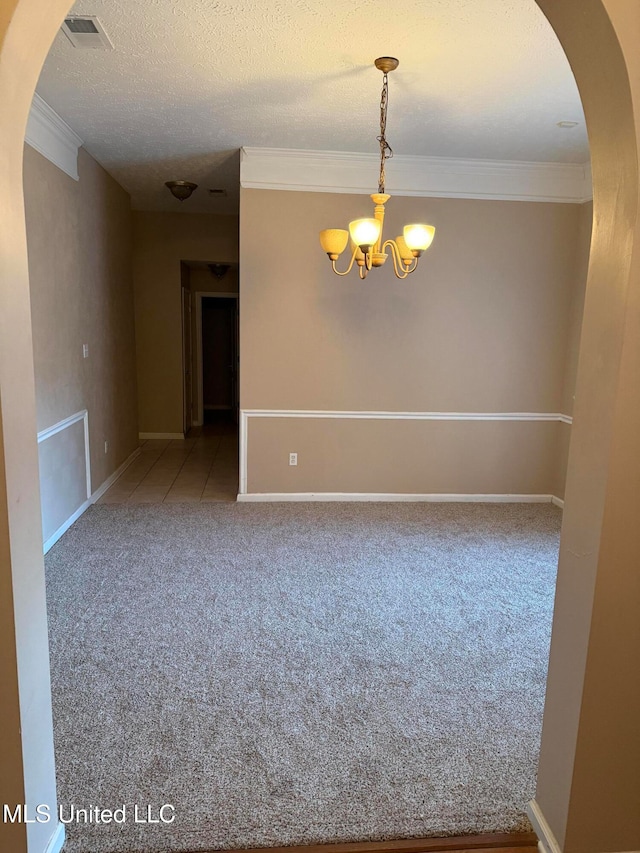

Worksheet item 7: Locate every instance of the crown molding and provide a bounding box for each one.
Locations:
[25,93,83,181]
[241,147,592,204]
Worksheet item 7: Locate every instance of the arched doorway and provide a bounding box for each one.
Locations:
[527,3,640,851]
[0,2,638,852]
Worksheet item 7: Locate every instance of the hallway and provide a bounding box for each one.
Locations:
[99,421,238,503]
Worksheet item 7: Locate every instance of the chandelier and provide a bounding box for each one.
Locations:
[319,57,435,280]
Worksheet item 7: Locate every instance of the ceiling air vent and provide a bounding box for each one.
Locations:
[61,16,113,49]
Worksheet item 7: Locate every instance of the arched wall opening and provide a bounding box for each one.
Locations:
[0,2,638,852]
[527,3,640,851]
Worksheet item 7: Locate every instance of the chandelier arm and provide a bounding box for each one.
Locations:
[330,246,360,276]
[359,264,368,280]
[382,239,411,279]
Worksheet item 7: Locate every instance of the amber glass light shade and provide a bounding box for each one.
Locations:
[349,218,381,249]
[403,223,435,252]
[320,229,349,256]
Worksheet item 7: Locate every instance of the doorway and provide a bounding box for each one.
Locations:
[181,282,193,434]
[198,294,239,428]
[179,262,240,492]
[1,3,638,852]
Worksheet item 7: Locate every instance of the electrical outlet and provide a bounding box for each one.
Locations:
[104,440,109,454]
[82,343,89,358]
[289,452,298,466]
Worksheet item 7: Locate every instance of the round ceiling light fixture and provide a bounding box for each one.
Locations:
[165,180,198,201]
[208,264,230,279]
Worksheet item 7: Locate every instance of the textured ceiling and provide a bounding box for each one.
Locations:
[36,0,589,214]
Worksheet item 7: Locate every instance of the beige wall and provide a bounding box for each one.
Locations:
[562,202,593,417]
[24,145,138,508]
[534,2,640,851]
[133,211,238,434]
[240,189,588,495]
[189,265,239,294]
[555,200,593,497]
[248,417,560,496]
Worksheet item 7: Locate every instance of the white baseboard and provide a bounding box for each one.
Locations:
[43,498,92,553]
[551,495,565,508]
[44,821,65,853]
[527,799,640,853]
[139,432,184,440]
[238,493,557,503]
[91,447,141,503]
[43,447,141,554]
[527,799,562,853]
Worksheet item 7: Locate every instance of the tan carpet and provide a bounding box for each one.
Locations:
[45,502,561,853]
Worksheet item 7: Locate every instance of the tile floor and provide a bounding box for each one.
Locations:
[98,423,238,504]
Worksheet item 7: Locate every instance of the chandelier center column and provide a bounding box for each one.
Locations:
[371,193,390,255]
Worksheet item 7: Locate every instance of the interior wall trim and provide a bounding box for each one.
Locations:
[38,410,90,554]
[43,497,92,554]
[25,93,83,181]
[239,409,573,495]
[39,438,141,554]
[241,147,593,204]
[44,822,65,853]
[91,447,141,504]
[526,800,562,853]
[238,492,560,504]
[525,803,640,853]
[38,409,91,500]
[242,408,573,422]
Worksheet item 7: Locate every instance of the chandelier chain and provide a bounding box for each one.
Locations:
[377,70,394,193]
